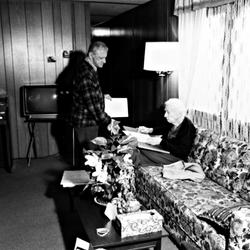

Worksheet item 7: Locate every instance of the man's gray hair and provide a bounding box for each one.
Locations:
[88,41,108,55]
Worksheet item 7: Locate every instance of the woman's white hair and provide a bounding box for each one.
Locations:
[165,98,187,121]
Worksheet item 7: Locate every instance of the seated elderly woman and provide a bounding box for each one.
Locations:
[137,98,197,165]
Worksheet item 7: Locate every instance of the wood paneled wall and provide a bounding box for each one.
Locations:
[0,0,90,159]
[95,0,178,127]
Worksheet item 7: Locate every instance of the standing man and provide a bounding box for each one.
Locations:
[70,41,113,167]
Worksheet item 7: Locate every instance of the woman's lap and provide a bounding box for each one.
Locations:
[132,148,181,167]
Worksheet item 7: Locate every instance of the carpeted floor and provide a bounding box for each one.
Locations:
[0,155,179,250]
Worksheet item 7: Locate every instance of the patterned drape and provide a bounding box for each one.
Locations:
[187,110,221,132]
[178,0,250,142]
[225,0,250,141]
[175,0,235,14]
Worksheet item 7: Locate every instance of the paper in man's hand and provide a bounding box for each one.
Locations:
[105,98,128,117]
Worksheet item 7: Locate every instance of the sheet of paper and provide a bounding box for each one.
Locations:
[104,202,117,221]
[60,170,90,188]
[123,130,162,143]
[74,237,91,250]
[105,98,128,117]
[123,125,138,132]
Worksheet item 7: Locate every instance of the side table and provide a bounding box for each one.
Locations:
[71,190,169,250]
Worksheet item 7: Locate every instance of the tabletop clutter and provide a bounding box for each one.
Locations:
[61,128,165,246]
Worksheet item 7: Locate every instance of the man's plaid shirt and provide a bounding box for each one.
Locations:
[70,59,111,128]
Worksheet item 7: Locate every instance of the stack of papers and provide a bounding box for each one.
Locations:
[123,126,138,132]
[123,130,153,143]
[123,127,169,154]
[60,170,90,188]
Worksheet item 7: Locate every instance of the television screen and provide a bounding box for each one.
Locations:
[20,85,58,120]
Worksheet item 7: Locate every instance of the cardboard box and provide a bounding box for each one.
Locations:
[115,209,163,238]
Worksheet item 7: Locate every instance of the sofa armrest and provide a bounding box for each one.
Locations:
[229,207,250,250]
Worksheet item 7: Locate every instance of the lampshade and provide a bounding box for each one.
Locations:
[143,42,179,73]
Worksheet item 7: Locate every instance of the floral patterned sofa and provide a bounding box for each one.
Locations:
[134,128,250,250]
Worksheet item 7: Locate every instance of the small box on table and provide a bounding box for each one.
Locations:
[115,209,163,238]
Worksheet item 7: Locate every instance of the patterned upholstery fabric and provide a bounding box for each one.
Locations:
[230,207,250,250]
[135,166,226,250]
[199,204,250,230]
[188,128,215,164]
[193,129,250,202]
[241,174,250,202]
[135,128,250,250]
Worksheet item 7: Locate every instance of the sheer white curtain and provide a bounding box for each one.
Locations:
[178,9,206,106]
[178,5,230,131]
[179,6,229,114]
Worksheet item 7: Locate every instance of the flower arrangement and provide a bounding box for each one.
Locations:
[84,122,140,213]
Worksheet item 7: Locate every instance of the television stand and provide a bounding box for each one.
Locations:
[26,120,37,167]
[25,117,56,167]
[25,117,76,168]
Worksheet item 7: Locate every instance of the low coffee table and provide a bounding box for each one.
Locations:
[72,191,168,250]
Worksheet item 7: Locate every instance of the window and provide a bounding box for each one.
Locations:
[178,1,250,141]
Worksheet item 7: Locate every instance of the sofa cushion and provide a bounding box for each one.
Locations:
[188,128,217,164]
[206,136,249,197]
[198,204,250,229]
[199,132,221,173]
[240,173,250,201]
[189,128,250,201]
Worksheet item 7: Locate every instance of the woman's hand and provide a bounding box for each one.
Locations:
[146,137,162,145]
[138,126,153,134]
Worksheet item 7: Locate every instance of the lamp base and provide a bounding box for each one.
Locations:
[156,71,172,77]
[157,71,165,77]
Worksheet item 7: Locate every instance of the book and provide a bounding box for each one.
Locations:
[60,170,90,188]
[138,142,169,154]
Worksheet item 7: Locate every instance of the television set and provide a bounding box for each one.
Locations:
[20,85,58,120]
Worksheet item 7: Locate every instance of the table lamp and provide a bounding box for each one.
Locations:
[143,41,179,105]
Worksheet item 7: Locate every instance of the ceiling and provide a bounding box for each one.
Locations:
[79,0,152,26]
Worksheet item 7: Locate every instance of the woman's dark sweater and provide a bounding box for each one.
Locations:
[152,117,197,161]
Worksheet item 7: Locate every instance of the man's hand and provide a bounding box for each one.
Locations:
[91,137,107,146]
[107,119,120,135]
[138,126,153,134]
[104,94,112,101]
